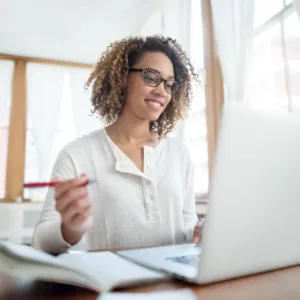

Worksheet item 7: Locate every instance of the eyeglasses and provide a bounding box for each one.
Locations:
[128,68,179,95]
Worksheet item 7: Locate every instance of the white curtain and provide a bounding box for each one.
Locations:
[294,0,300,19]
[0,60,14,199]
[210,0,255,102]
[162,0,192,54]
[68,67,102,137]
[26,63,66,181]
[160,0,192,140]
[0,60,14,127]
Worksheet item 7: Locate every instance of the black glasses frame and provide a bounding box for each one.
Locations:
[128,68,179,95]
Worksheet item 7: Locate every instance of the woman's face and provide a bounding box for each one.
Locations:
[123,51,174,122]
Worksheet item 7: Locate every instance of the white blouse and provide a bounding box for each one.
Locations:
[32,128,198,254]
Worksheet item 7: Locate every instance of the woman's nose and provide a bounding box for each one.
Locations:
[152,81,167,97]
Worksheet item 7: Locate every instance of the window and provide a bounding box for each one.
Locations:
[248,1,299,112]
[0,60,14,199]
[24,70,101,201]
[23,72,77,201]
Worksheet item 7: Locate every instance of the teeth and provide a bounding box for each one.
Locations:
[147,100,161,108]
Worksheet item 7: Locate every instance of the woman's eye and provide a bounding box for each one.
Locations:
[166,83,173,89]
[145,76,156,82]
[146,76,154,80]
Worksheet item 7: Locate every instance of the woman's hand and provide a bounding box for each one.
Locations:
[192,218,205,243]
[55,174,93,245]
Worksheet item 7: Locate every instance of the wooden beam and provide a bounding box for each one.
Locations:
[0,53,93,69]
[5,60,27,202]
[201,0,224,180]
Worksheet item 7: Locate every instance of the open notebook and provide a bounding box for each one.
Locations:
[0,241,167,292]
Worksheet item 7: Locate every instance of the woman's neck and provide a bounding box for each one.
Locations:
[107,114,154,145]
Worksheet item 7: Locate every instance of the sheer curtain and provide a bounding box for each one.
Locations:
[0,60,14,199]
[68,67,102,137]
[162,0,192,139]
[0,60,14,128]
[294,0,300,18]
[26,63,66,182]
[162,0,191,51]
[210,0,255,102]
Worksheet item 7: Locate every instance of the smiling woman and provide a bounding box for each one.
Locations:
[32,35,203,254]
[85,36,199,137]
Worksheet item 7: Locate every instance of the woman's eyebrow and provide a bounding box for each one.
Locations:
[147,67,174,79]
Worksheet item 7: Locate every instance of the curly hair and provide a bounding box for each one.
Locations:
[85,35,200,137]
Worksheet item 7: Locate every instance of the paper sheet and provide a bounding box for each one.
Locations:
[98,288,197,300]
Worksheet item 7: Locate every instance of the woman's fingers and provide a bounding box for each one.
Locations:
[55,187,88,212]
[55,174,88,197]
[54,174,93,232]
[71,206,93,226]
[192,218,205,243]
[64,204,93,232]
[61,197,89,220]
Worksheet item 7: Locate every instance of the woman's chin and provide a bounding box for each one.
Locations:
[138,112,161,122]
[147,110,164,121]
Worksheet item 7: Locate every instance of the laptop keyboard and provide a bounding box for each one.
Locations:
[166,254,200,267]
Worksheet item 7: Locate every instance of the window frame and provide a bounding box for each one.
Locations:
[250,2,296,113]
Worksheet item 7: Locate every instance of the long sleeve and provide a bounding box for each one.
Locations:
[182,147,198,242]
[31,149,84,254]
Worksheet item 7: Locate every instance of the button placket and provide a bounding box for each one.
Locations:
[115,155,125,172]
[115,151,143,176]
[143,146,154,179]
[106,131,144,177]
[142,147,160,222]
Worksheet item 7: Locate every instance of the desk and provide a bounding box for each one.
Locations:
[1,254,300,299]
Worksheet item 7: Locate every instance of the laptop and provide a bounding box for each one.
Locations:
[117,102,300,284]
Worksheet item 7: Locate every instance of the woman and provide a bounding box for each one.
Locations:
[32,36,204,254]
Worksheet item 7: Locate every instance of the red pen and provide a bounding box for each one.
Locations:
[23,179,97,188]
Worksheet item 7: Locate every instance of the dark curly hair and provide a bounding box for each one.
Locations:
[85,35,200,137]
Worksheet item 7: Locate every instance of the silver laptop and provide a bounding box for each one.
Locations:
[118,102,300,284]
